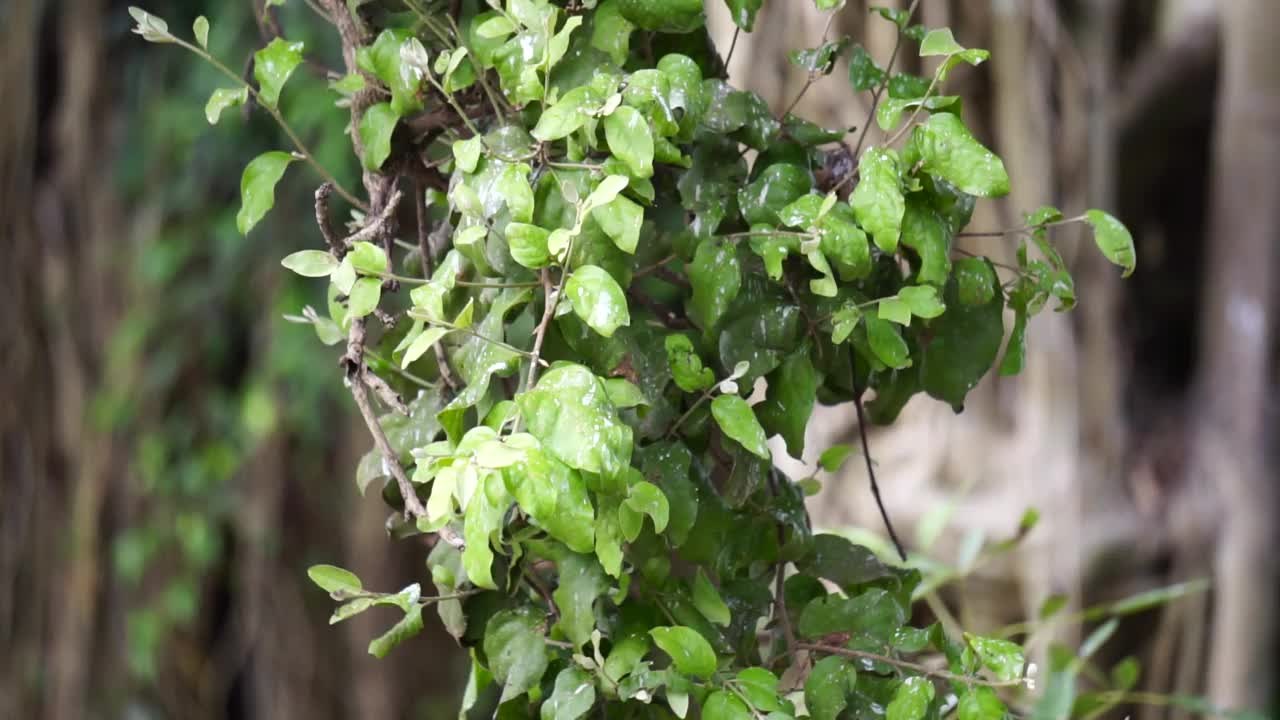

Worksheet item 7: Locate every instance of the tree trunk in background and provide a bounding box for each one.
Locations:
[1197,1,1280,711]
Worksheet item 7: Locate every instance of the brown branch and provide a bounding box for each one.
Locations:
[343,187,403,247]
[795,643,1027,689]
[314,183,344,256]
[524,268,558,392]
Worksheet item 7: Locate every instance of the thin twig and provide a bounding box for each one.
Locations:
[724,27,741,77]
[796,643,1027,689]
[882,70,942,148]
[523,268,558,393]
[315,183,344,256]
[523,567,559,621]
[955,215,1087,238]
[343,187,403,246]
[851,352,908,561]
[774,555,798,660]
[844,0,922,190]
[634,254,677,278]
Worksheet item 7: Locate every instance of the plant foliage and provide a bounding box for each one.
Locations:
[133,1,1147,717]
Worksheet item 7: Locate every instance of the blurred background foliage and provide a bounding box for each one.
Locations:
[2,1,1277,719]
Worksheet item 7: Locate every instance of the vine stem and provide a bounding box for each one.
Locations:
[795,643,1027,689]
[956,215,1088,238]
[882,68,942,148]
[171,37,366,210]
[406,312,550,365]
[852,351,908,562]
[839,0,922,193]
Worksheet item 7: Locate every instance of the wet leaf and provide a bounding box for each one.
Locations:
[566,265,631,337]
[253,38,304,109]
[236,150,296,235]
[1085,209,1136,277]
[649,626,716,677]
[710,394,769,460]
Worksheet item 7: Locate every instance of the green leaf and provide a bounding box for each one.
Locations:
[591,1,635,65]
[617,0,705,33]
[129,7,173,43]
[205,87,248,125]
[192,15,209,48]
[920,277,1004,409]
[476,14,516,39]
[329,72,365,95]
[965,633,1025,681]
[517,364,633,482]
[710,394,769,460]
[848,45,886,92]
[818,444,855,472]
[401,327,449,368]
[368,605,424,658]
[865,315,910,369]
[954,257,996,305]
[886,676,935,720]
[603,378,647,409]
[919,27,964,56]
[692,569,731,626]
[806,656,858,720]
[503,436,596,553]
[359,102,400,170]
[757,350,818,457]
[533,86,595,142]
[688,239,741,331]
[790,37,852,75]
[913,113,1009,197]
[703,690,752,719]
[626,481,669,533]
[253,38,304,109]
[484,609,550,702]
[648,626,717,677]
[345,277,382,319]
[958,687,1007,720]
[898,285,946,319]
[329,597,376,624]
[593,196,644,254]
[901,195,951,287]
[724,0,764,31]
[282,250,338,277]
[506,223,553,269]
[355,29,425,115]
[307,564,362,594]
[236,150,296,235]
[453,136,483,173]
[801,534,893,589]
[463,471,512,589]
[1085,209,1136,277]
[541,668,597,720]
[554,552,608,648]
[566,265,631,338]
[350,240,388,275]
[851,147,904,252]
[739,165,811,226]
[605,106,655,178]
[798,589,905,642]
[665,334,715,392]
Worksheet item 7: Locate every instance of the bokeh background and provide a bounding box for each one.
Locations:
[2,0,1276,718]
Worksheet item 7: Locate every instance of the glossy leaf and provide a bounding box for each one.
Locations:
[368,606,424,658]
[593,196,643,254]
[756,350,818,457]
[359,102,400,170]
[541,668,596,720]
[649,626,716,677]
[205,87,248,125]
[566,265,631,337]
[703,690,752,720]
[688,239,741,331]
[912,113,1009,197]
[851,147,904,252]
[253,38,304,109]
[605,106,655,178]
[307,564,362,594]
[554,552,608,648]
[710,394,769,460]
[865,315,910,369]
[517,364,633,482]
[282,250,338,277]
[886,676,935,720]
[236,151,296,235]
[1085,209,1136,277]
[484,609,550,702]
[692,569,731,626]
[806,656,858,720]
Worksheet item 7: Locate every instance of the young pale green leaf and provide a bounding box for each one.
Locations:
[789,37,852,75]
[128,6,174,42]
[350,241,388,275]
[581,175,631,218]
[625,481,669,533]
[591,1,635,65]
[665,334,715,392]
[476,14,516,39]
[806,656,858,720]
[592,196,643,254]
[192,15,209,49]
[818,444,856,473]
[281,249,338,277]
[913,113,1010,197]
[402,327,449,368]
[307,564,362,594]
[710,394,770,460]
[329,597,377,624]
[541,667,597,720]
[503,438,596,554]
[205,87,248,125]
[566,265,630,338]
[453,136,483,173]
[548,15,584,70]
[919,27,964,56]
[688,239,741,331]
[692,569,731,626]
[484,609,550,702]
[359,102,400,170]
[958,687,1007,720]
[329,72,366,95]
[368,605,424,658]
[604,106,655,178]
[965,633,1026,681]
[851,147,904,252]
[648,626,717,677]
[253,38,304,109]
[865,315,910,369]
[603,378,647,408]
[497,163,535,222]
[898,285,946,318]
[1085,209,1136,277]
[703,690,752,720]
[532,87,595,142]
[506,223,553,268]
[346,277,382,319]
[517,364,633,482]
[331,256,356,294]
[886,676,935,720]
[236,150,296,235]
[463,471,511,589]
